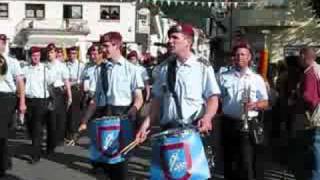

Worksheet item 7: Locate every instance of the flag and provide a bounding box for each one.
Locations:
[258,48,269,80]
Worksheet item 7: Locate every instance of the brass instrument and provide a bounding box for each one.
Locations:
[240,86,251,132]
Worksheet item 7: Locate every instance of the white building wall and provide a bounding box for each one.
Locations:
[0,1,136,44]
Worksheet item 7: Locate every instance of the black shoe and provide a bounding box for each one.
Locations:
[0,170,6,178]
[29,157,40,165]
[6,158,12,170]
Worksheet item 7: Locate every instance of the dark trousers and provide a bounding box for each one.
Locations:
[52,88,67,145]
[93,161,128,180]
[93,105,130,180]
[221,116,256,180]
[26,98,56,157]
[66,86,81,139]
[0,93,16,173]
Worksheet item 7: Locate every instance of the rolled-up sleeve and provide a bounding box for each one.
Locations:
[61,64,70,81]
[256,75,268,101]
[151,66,165,99]
[203,66,221,99]
[132,67,144,92]
[303,72,320,111]
[12,59,23,79]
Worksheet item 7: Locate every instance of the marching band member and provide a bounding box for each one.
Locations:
[56,47,65,62]
[79,44,104,128]
[79,32,144,180]
[219,42,268,180]
[0,34,26,177]
[65,46,84,144]
[46,43,72,148]
[23,47,55,164]
[127,50,151,102]
[135,23,220,179]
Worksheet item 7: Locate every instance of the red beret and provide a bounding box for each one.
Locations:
[232,41,253,56]
[100,32,122,43]
[168,23,194,38]
[67,46,77,52]
[127,51,138,59]
[30,46,41,54]
[0,34,7,41]
[46,43,56,51]
[56,47,63,53]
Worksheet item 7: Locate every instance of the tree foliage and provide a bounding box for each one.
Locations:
[311,0,320,18]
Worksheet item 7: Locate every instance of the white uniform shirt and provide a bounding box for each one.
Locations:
[95,56,144,107]
[81,63,99,93]
[137,65,150,82]
[152,54,221,125]
[219,68,268,119]
[47,60,69,87]
[23,63,52,98]
[66,60,85,85]
[0,56,23,93]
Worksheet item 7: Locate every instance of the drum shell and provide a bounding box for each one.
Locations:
[89,116,134,164]
[150,130,211,180]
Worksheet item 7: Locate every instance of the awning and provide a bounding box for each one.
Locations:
[25,37,78,48]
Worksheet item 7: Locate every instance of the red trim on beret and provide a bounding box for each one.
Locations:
[168,23,194,38]
[46,43,56,51]
[0,34,7,41]
[127,51,138,59]
[30,46,41,54]
[67,46,77,52]
[100,32,122,43]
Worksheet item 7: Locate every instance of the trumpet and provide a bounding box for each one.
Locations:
[240,86,251,132]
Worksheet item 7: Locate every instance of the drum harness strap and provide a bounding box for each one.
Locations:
[100,62,109,100]
[167,58,205,125]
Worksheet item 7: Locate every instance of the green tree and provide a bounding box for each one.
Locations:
[311,0,320,18]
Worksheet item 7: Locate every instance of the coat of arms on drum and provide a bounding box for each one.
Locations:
[160,143,192,180]
[97,125,121,158]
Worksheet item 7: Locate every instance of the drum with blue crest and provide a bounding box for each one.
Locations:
[150,128,211,180]
[89,116,133,164]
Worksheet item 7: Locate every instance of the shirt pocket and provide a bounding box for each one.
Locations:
[184,80,202,100]
[117,76,131,91]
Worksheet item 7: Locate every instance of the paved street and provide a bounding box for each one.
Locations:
[3,121,297,180]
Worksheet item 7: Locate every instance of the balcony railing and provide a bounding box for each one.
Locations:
[236,9,297,27]
[15,18,90,35]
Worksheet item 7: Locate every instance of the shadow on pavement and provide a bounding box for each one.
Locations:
[0,174,24,180]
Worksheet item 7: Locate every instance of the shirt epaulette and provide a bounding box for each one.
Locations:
[197,57,210,66]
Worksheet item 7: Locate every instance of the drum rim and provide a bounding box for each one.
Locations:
[150,127,197,141]
[94,115,128,121]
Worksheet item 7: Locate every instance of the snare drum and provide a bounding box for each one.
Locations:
[150,128,210,180]
[89,116,134,164]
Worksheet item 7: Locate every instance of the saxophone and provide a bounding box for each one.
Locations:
[240,86,251,132]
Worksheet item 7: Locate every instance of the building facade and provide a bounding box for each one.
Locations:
[0,0,136,61]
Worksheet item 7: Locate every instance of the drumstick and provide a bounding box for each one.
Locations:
[121,141,139,155]
[120,140,138,154]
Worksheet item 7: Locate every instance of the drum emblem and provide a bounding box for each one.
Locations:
[160,143,192,180]
[96,125,121,157]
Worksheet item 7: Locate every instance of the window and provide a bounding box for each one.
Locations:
[63,5,82,19]
[0,3,8,18]
[100,6,120,20]
[25,4,45,19]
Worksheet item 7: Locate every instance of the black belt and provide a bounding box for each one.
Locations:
[0,92,15,98]
[71,85,80,91]
[161,121,197,131]
[95,105,130,117]
[26,98,48,101]
[53,86,64,93]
